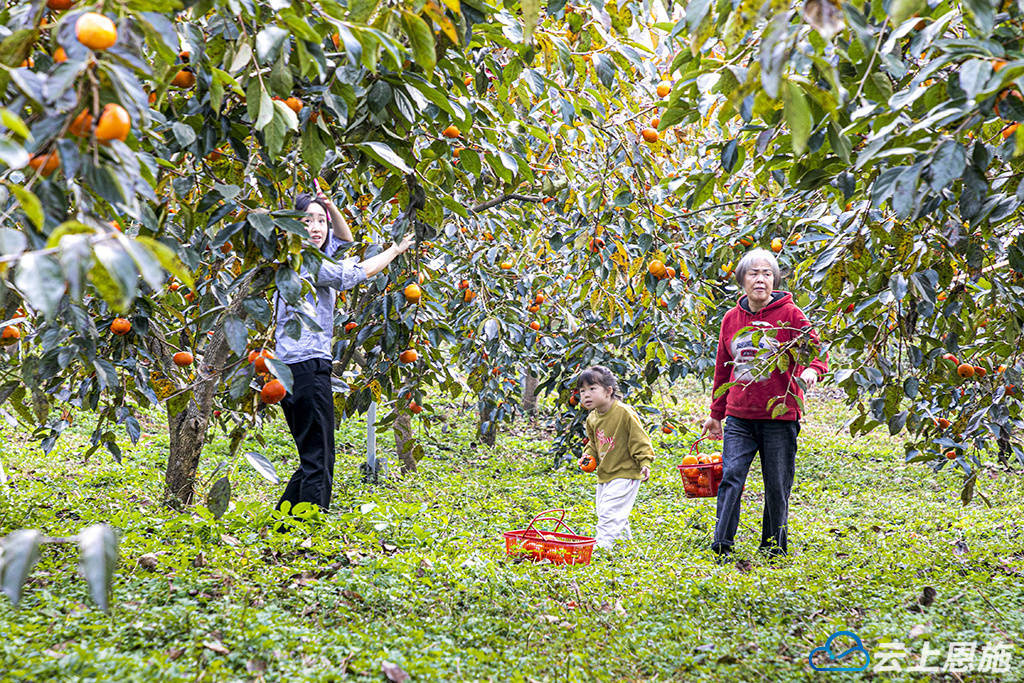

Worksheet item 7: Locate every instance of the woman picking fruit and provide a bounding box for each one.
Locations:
[577,366,655,550]
[701,248,827,560]
[273,188,413,514]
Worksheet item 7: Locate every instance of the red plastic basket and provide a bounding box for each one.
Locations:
[678,436,724,498]
[503,508,595,565]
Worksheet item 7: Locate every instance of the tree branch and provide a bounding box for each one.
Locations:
[674,198,757,217]
[470,193,544,213]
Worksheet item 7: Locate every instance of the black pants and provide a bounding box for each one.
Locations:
[278,358,335,512]
[713,416,800,556]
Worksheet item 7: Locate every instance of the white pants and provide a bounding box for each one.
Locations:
[595,478,642,549]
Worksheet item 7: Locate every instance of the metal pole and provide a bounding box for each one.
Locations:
[366,400,377,480]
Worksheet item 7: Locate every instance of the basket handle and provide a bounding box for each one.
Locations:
[524,508,578,537]
[690,436,708,456]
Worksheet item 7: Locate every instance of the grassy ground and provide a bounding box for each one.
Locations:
[1,388,1022,682]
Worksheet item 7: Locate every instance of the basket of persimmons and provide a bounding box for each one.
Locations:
[678,437,724,498]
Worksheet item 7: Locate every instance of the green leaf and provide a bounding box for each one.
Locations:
[301,124,326,174]
[255,26,289,65]
[782,80,812,156]
[356,142,413,174]
[0,109,30,139]
[207,476,231,519]
[0,529,42,608]
[265,112,287,156]
[228,41,253,75]
[135,236,195,290]
[5,183,43,230]
[77,524,118,613]
[713,381,737,399]
[0,29,38,94]
[15,252,64,319]
[401,11,436,75]
[892,165,921,218]
[522,0,540,43]
[349,0,381,22]
[247,212,276,239]
[659,97,692,129]
[273,99,299,131]
[961,0,993,35]
[167,390,191,419]
[119,235,166,293]
[244,451,280,484]
[887,410,907,435]
[263,358,294,394]
[0,139,29,170]
[458,148,480,175]
[929,140,965,191]
[210,76,224,112]
[593,53,617,89]
[776,351,791,373]
[135,10,179,63]
[960,471,977,504]
[269,53,294,96]
[256,88,275,131]
[93,240,139,310]
[405,77,467,123]
[88,257,127,314]
[759,14,790,98]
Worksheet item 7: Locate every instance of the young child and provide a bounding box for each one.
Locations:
[273,189,412,514]
[576,366,655,550]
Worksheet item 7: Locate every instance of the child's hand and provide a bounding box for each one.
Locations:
[640,465,650,482]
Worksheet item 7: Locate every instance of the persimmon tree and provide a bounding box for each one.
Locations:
[647,0,1024,499]
[4,0,1023,519]
[0,0,707,509]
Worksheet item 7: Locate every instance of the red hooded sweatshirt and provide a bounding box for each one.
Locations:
[709,291,828,422]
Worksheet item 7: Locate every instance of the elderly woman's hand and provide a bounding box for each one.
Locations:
[701,416,723,440]
[799,368,819,391]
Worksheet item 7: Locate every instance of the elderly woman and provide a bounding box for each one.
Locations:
[701,248,827,560]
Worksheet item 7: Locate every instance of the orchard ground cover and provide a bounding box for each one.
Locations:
[1,384,1022,681]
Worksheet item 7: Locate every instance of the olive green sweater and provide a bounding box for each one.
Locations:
[583,401,655,483]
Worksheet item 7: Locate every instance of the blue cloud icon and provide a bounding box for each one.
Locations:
[808,630,871,672]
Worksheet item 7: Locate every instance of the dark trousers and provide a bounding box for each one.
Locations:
[713,416,800,556]
[278,358,335,512]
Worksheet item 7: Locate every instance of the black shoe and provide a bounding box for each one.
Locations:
[758,544,787,560]
[711,544,733,565]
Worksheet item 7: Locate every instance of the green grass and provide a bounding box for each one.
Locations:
[1,390,1022,681]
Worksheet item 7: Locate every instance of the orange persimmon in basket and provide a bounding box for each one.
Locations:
[681,454,699,478]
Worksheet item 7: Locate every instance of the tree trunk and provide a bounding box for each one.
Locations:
[164,401,207,508]
[394,412,417,473]
[158,268,269,508]
[522,372,539,415]
[477,402,496,447]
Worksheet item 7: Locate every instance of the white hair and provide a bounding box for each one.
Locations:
[735,248,781,289]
